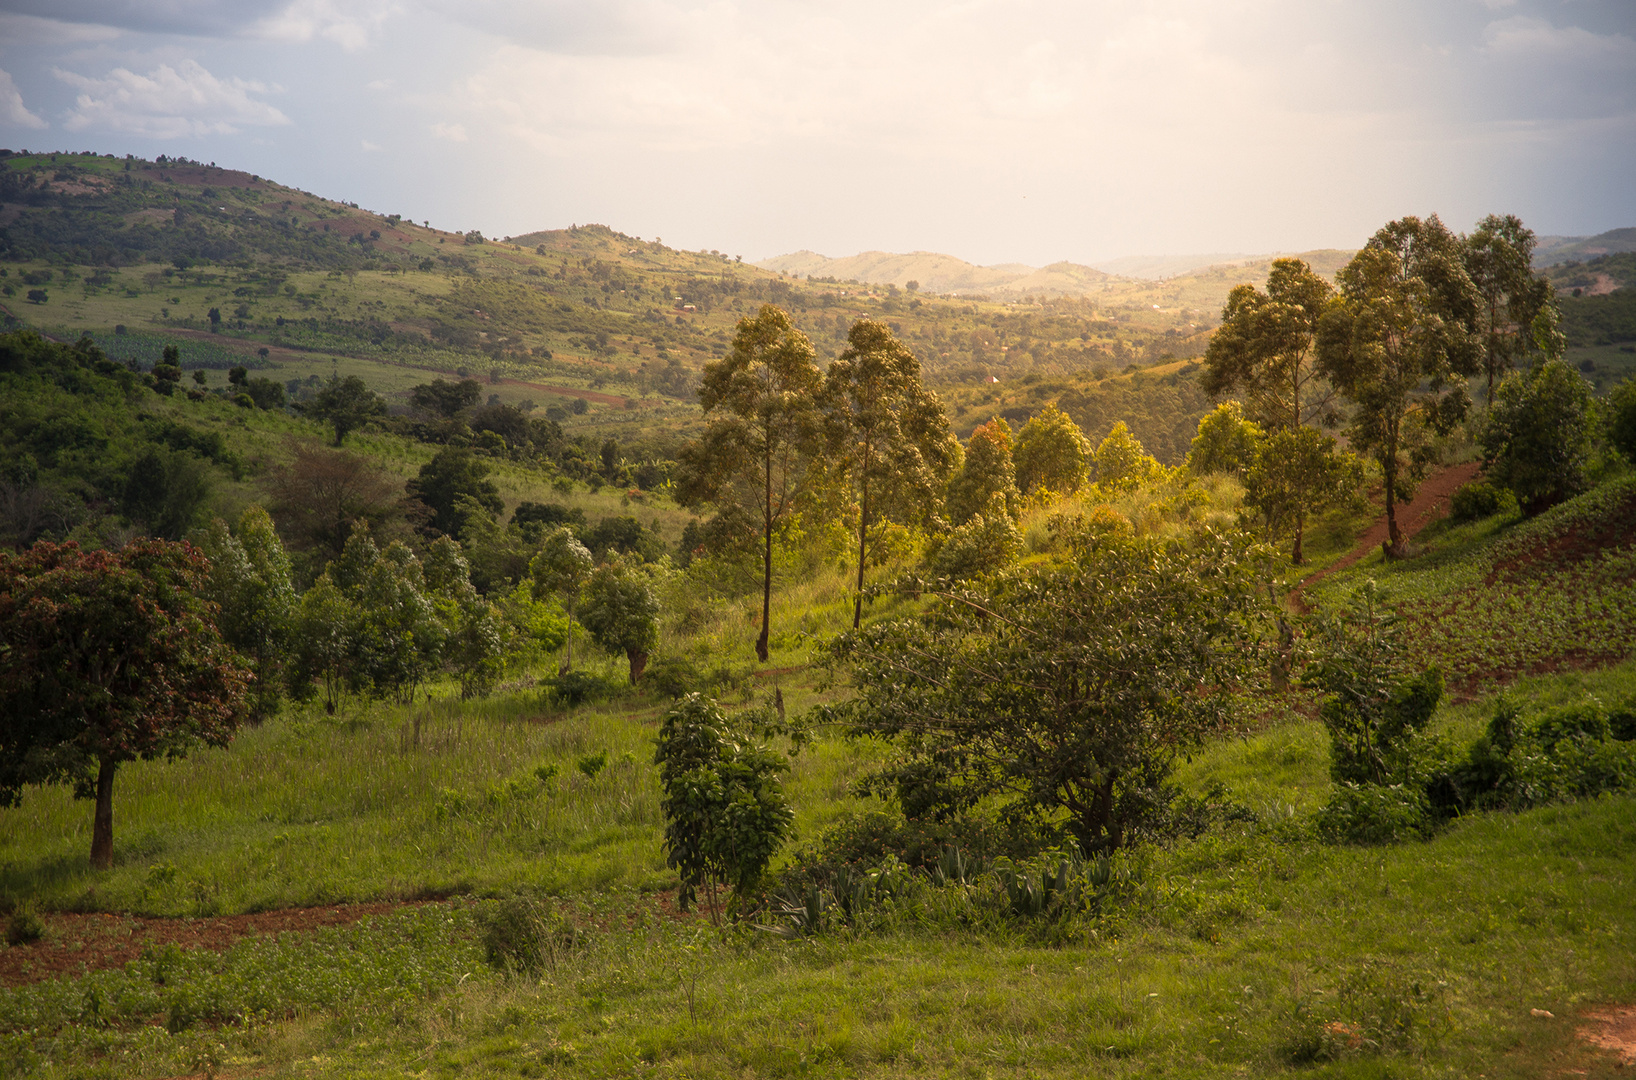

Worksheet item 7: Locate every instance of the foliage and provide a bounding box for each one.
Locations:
[921,501,1022,582]
[528,527,593,672]
[405,446,503,539]
[1202,257,1335,430]
[1480,359,1596,515]
[288,573,357,714]
[675,305,823,661]
[819,529,1267,853]
[653,693,795,918]
[822,319,961,627]
[298,375,386,446]
[945,417,1020,525]
[1464,213,1554,402]
[579,558,660,683]
[474,896,584,975]
[1011,403,1091,497]
[1317,216,1481,554]
[265,443,401,575]
[1610,376,1636,464]
[409,377,481,420]
[1303,580,1444,787]
[1185,400,1262,478]
[1242,426,1363,564]
[0,540,249,868]
[1090,420,1165,493]
[193,506,296,717]
[1448,479,1517,522]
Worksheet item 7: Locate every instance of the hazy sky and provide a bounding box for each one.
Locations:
[1,0,1632,266]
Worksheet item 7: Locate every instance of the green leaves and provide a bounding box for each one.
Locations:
[654,694,794,918]
[1480,359,1596,516]
[822,529,1269,854]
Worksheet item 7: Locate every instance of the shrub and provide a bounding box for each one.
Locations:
[5,904,44,946]
[1450,479,1518,522]
[1316,783,1431,844]
[475,896,584,975]
[543,669,622,707]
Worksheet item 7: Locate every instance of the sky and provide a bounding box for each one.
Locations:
[0,0,1632,267]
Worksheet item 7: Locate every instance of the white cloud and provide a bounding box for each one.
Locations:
[56,59,291,138]
[0,11,122,45]
[252,0,400,52]
[0,68,47,129]
[360,138,382,150]
[431,121,466,141]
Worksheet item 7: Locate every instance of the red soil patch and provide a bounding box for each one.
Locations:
[1580,1006,1636,1066]
[1291,461,1481,610]
[0,902,416,989]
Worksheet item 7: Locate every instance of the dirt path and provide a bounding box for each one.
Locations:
[1290,461,1481,609]
[0,903,423,989]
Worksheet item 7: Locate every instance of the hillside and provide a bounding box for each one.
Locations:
[1534,226,1636,266]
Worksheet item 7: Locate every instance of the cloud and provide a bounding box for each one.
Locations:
[0,68,47,129]
[431,121,466,141]
[360,138,382,150]
[252,0,400,52]
[0,0,263,37]
[56,59,291,137]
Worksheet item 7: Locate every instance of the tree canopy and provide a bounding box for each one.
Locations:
[819,529,1267,854]
[675,305,823,661]
[1012,403,1092,498]
[0,540,249,869]
[1317,216,1481,555]
[1202,257,1335,432]
[822,320,960,628]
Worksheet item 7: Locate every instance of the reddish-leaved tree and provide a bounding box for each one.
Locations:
[0,541,249,869]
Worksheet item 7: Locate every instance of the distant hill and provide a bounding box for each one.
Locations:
[1533,228,1636,266]
[758,247,1358,298]
[754,250,1112,298]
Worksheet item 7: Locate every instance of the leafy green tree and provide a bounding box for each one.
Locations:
[195,506,296,717]
[945,418,1020,525]
[1186,401,1263,478]
[121,448,214,541]
[1243,426,1363,564]
[1203,258,1336,431]
[1480,359,1596,515]
[675,305,823,662]
[1092,421,1164,493]
[350,540,445,703]
[300,375,386,446]
[923,498,1022,582]
[289,573,357,715]
[579,557,660,683]
[406,446,503,538]
[822,320,960,628]
[447,597,510,700]
[409,378,482,419]
[529,527,593,672]
[654,693,794,917]
[1609,377,1636,464]
[0,540,249,869]
[1464,214,1553,403]
[1317,216,1481,555]
[819,529,1265,853]
[1012,403,1091,498]
[1303,580,1443,786]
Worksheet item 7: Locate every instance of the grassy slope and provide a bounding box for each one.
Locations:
[3,472,1635,1078]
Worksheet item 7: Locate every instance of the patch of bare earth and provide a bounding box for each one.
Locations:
[1579,1006,1636,1067]
[0,903,418,989]
[1291,461,1481,610]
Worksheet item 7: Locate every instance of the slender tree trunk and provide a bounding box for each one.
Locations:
[1292,509,1305,565]
[627,649,648,684]
[853,463,870,630]
[90,757,117,871]
[757,445,772,662]
[563,601,575,674]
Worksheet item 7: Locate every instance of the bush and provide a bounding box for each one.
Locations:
[1449,479,1518,522]
[5,905,44,946]
[474,896,584,975]
[543,669,622,707]
[1316,783,1431,844]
